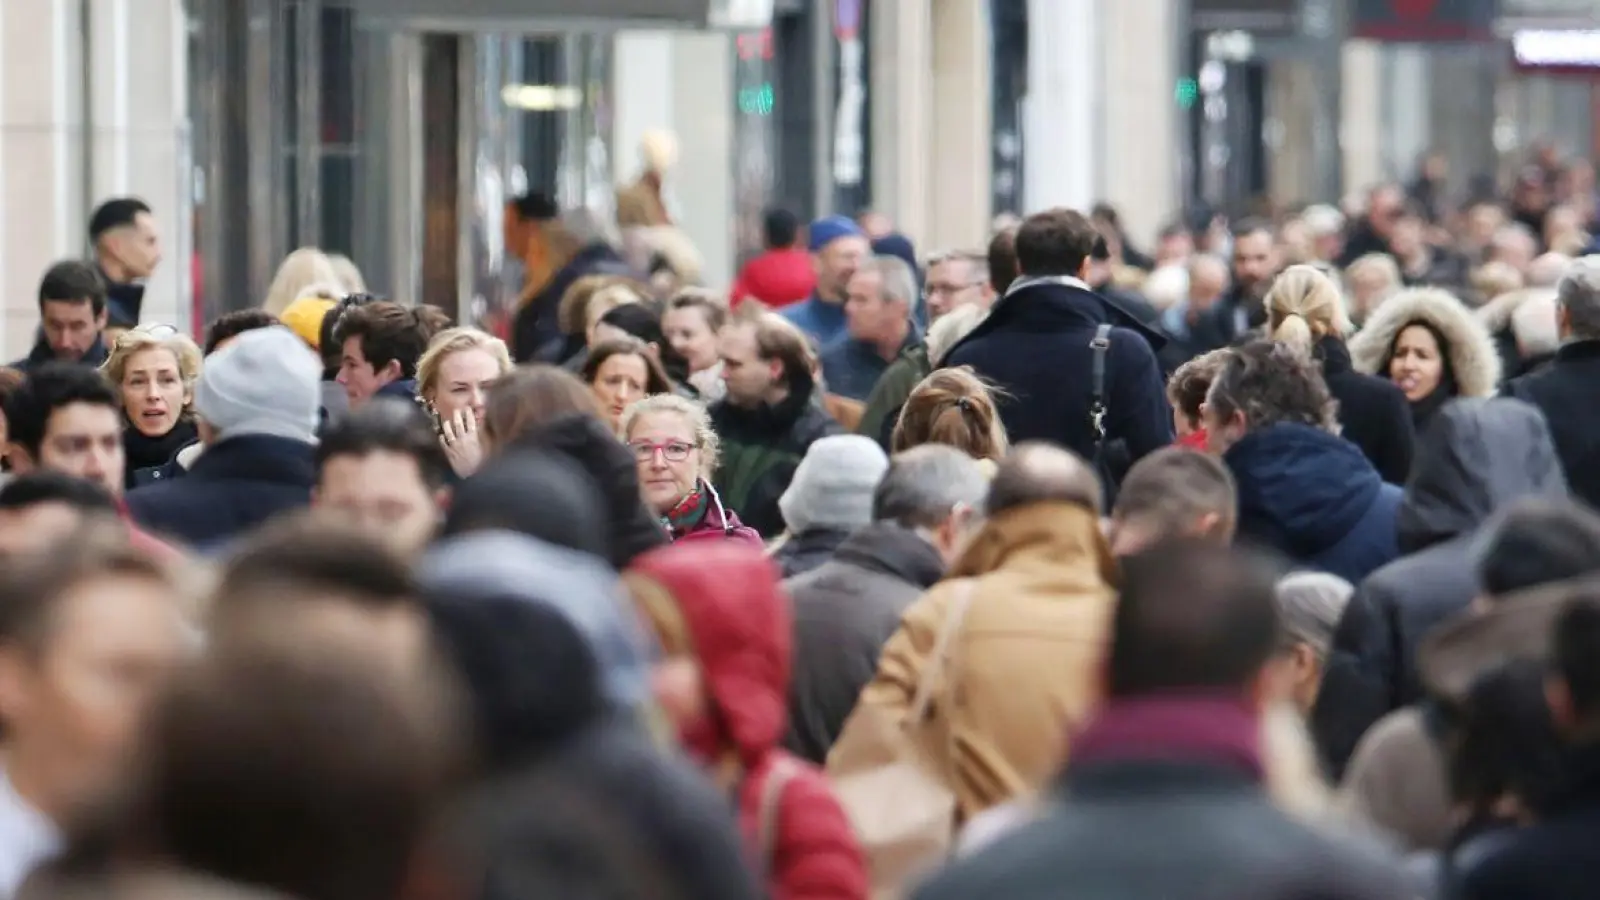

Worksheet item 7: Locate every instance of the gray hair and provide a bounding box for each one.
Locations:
[873,445,989,530]
[866,255,919,310]
[926,249,989,286]
[1274,572,1354,659]
[1558,255,1600,340]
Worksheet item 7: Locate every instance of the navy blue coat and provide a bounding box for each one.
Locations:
[1224,423,1402,585]
[124,434,317,554]
[942,279,1173,466]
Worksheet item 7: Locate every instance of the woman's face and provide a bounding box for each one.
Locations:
[1389,324,1445,403]
[591,353,651,429]
[429,347,503,423]
[120,347,187,438]
[627,410,703,514]
[663,307,719,373]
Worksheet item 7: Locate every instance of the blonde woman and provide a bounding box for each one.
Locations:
[619,393,760,547]
[262,248,341,316]
[1266,265,1413,484]
[417,327,514,479]
[102,324,204,489]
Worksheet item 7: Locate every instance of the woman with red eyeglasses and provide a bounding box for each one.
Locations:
[620,393,762,548]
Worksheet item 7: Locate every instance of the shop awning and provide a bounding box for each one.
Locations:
[339,0,772,30]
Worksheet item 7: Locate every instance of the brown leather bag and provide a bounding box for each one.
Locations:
[826,580,977,899]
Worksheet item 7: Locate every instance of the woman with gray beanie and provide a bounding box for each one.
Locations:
[1275,571,1355,718]
[772,434,890,579]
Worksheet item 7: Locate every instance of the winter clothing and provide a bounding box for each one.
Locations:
[731,249,816,310]
[915,694,1409,900]
[124,434,316,553]
[1190,284,1267,354]
[856,343,931,449]
[510,413,669,568]
[780,295,848,348]
[828,502,1118,820]
[661,480,763,549]
[784,523,945,764]
[1315,337,1414,485]
[121,417,198,491]
[1349,287,1502,435]
[318,380,348,429]
[114,498,183,564]
[778,435,889,535]
[101,271,145,330]
[1398,248,1471,290]
[1313,398,1566,778]
[1504,339,1600,512]
[419,533,762,900]
[279,296,336,350]
[441,450,610,563]
[193,326,322,444]
[709,373,844,539]
[1223,423,1403,584]
[130,440,202,488]
[943,276,1172,468]
[807,215,864,253]
[1458,742,1600,899]
[513,241,633,363]
[819,327,922,402]
[372,377,419,405]
[628,543,871,900]
[10,333,108,372]
[770,529,852,580]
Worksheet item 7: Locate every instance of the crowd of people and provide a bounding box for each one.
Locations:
[1,146,1600,900]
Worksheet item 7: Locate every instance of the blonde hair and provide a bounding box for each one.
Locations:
[585,283,645,333]
[102,326,205,408]
[1267,264,1349,352]
[619,393,721,477]
[556,275,632,336]
[926,304,990,365]
[262,248,340,317]
[416,327,513,402]
[327,253,367,294]
[891,367,1009,462]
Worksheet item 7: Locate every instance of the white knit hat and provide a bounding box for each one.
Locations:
[779,435,890,534]
[193,326,322,442]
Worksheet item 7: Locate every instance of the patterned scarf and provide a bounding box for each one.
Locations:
[662,481,710,540]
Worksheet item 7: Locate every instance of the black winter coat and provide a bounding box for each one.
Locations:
[512,242,633,363]
[1312,398,1566,779]
[1459,742,1600,900]
[783,523,944,764]
[943,278,1172,468]
[1503,340,1600,512]
[708,376,843,540]
[915,761,1409,900]
[124,435,316,553]
[1316,337,1415,485]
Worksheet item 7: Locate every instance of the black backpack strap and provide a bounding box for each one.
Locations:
[1090,324,1112,444]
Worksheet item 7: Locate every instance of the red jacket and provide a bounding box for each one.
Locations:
[116,498,183,562]
[670,484,765,550]
[731,249,816,310]
[629,543,868,900]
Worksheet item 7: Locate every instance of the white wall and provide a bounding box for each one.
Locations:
[0,0,189,359]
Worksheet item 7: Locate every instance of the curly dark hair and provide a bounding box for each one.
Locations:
[1204,340,1337,434]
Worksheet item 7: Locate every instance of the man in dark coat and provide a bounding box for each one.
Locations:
[942,207,1172,470]
[1313,398,1567,779]
[783,446,986,764]
[915,540,1408,900]
[126,327,322,553]
[1502,256,1600,511]
[12,261,111,372]
[1191,218,1278,353]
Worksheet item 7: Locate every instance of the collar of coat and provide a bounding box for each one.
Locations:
[1002,274,1093,301]
[948,501,1118,592]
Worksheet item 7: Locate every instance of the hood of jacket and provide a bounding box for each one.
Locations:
[947,276,1166,361]
[1225,423,1384,561]
[1348,287,1501,399]
[1397,398,1567,553]
[830,522,946,589]
[626,543,789,767]
[949,501,1118,590]
[419,531,655,711]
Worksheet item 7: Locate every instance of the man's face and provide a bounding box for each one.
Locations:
[1389,217,1424,259]
[41,300,106,361]
[104,213,162,280]
[337,337,398,409]
[0,573,189,813]
[1367,187,1403,239]
[1231,231,1277,299]
[18,403,126,498]
[718,323,779,407]
[315,451,441,555]
[923,259,987,321]
[844,270,905,345]
[813,236,869,301]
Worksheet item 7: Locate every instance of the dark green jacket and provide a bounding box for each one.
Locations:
[856,343,932,450]
[709,376,843,538]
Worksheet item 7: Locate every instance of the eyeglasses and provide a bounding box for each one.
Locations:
[922,281,983,300]
[629,440,698,463]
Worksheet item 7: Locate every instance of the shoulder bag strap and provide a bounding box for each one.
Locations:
[1089,324,1112,446]
[907,579,979,723]
[756,757,800,878]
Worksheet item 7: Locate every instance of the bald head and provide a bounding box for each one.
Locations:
[986,442,1103,517]
[1529,252,1572,289]
[1187,254,1228,306]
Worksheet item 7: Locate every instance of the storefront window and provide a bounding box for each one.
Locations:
[733,27,778,262]
[991,0,1028,218]
[830,0,871,215]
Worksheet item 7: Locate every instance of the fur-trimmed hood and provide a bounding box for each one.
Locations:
[1349,287,1502,399]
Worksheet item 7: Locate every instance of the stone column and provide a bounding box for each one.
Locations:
[927,0,991,252]
[1025,0,1098,217]
[870,0,932,245]
[1099,0,1180,245]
